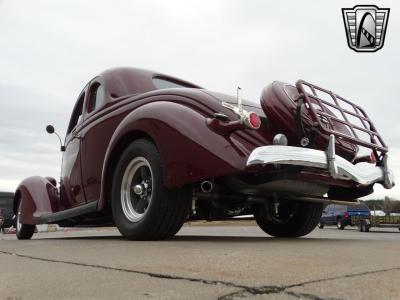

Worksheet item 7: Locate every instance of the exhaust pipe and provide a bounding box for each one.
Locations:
[294,196,360,207]
[200,181,213,193]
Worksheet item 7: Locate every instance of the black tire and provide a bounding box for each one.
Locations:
[337,218,345,230]
[359,220,369,232]
[16,206,35,240]
[254,200,323,237]
[318,221,324,229]
[111,139,191,240]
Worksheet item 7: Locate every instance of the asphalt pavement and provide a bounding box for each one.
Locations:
[1,223,400,300]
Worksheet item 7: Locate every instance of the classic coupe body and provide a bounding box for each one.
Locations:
[14,67,394,240]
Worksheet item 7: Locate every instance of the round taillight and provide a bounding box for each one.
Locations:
[248,112,261,129]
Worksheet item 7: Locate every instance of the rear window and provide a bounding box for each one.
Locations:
[325,204,334,212]
[153,77,192,90]
[335,205,347,212]
[348,204,370,211]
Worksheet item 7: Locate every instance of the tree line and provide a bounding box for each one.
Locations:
[361,197,400,214]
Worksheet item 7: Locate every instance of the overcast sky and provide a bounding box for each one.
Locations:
[0,0,399,200]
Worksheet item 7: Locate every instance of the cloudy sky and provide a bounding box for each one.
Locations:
[0,0,399,200]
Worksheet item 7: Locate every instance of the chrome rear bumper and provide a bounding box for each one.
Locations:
[246,135,395,189]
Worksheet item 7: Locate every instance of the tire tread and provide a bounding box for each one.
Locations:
[255,201,323,237]
[112,139,190,240]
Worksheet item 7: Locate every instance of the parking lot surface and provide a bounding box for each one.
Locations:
[1,224,400,299]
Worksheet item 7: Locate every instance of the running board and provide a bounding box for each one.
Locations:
[37,201,98,223]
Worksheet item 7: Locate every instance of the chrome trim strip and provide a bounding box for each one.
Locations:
[247,144,395,189]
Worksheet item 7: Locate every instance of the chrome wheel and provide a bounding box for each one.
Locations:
[267,200,299,225]
[16,202,23,232]
[112,139,191,240]
[16,212,22,232]
[120,157,153,223]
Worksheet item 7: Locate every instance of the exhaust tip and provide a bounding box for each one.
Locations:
[200,181,213,193]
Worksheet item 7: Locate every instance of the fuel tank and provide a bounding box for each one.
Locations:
[260,81,357,161]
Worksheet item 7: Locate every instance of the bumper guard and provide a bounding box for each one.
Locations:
[247,135,395,189]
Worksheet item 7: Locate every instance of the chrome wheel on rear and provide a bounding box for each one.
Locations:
[120,157,153,223]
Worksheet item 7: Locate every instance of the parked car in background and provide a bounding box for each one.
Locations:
[319,203,371,230]
[0,192,14,233]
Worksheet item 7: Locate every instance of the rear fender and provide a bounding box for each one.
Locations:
[14,176,59,225]
[99,100,249,209]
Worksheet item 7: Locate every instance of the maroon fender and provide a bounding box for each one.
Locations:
[98,100,253,209]
[14,176,59,225]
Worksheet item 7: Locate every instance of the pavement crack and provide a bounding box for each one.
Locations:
[285,291,343,300]
[286,266,400,289]
[218,287,336,300]
[218,266,400,299]
[218,286,284,299]
[2,249,399,300]
[0,250,246,290]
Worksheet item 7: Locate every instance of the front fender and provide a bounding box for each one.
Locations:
[14,176,59,225]
[99,100,250,208]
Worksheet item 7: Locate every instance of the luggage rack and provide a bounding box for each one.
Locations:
[296,80,388,159]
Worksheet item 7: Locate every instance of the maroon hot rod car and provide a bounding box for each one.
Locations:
[14,67,394,240]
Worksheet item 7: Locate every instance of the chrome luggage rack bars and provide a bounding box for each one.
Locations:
[296,80,388,159]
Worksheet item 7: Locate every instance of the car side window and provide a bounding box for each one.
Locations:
[67,93,85,134]
[87,82,105,113]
